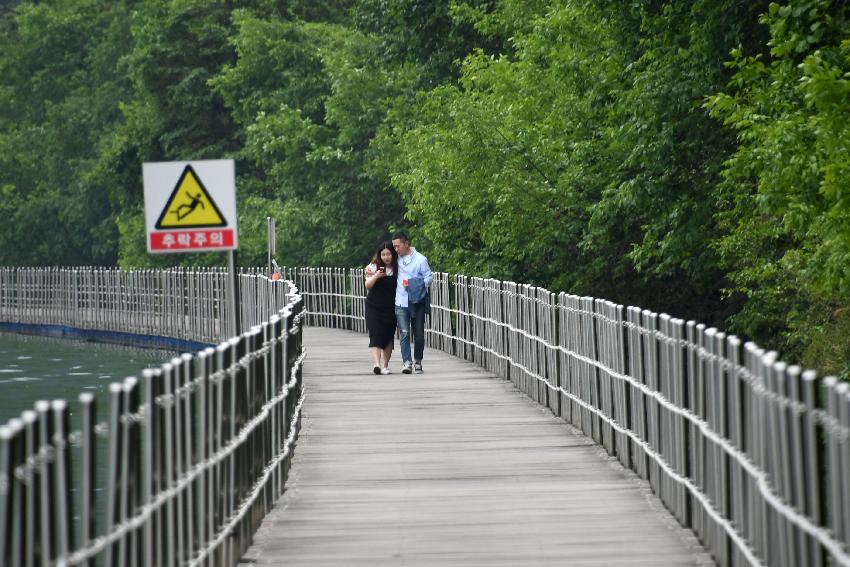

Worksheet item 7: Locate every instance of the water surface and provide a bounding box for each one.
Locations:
[0,331,176,424]
[0,331,179,547]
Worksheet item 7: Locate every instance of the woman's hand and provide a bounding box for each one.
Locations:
[364,266,385,289]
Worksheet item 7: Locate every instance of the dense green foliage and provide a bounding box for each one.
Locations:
[2,0,850,375]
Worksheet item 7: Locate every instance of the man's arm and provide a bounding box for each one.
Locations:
[420,256,433,287]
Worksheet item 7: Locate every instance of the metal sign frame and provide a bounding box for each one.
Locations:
[143,159,239,254]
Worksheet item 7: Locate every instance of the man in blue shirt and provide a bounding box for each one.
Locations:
[392,232,432,374]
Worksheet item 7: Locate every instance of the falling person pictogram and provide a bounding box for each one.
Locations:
[171,192,205,221]
[154,165,227,229]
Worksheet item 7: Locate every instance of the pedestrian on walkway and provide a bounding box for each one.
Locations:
[392,231,432,374]
[364,241,399,375]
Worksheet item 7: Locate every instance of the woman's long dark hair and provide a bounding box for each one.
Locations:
[370,241,399,274]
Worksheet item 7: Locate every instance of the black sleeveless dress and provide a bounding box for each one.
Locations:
[365,271,397,349]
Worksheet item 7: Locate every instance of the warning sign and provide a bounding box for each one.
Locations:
[143,160,238,253]
[155,165,227,228]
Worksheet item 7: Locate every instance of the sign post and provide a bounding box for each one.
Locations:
[226,249,240,337]
[143,159,240,336]
[266,216,276,277]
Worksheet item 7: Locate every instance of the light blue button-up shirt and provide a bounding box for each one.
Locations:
[395,248,432,308]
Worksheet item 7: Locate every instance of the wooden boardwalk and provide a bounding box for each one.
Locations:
[240,327,713,566]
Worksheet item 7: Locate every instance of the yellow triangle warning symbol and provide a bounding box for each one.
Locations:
[155,165,227,229]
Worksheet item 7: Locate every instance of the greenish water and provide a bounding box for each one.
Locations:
[0,331,178,549]
[0,331,176,424]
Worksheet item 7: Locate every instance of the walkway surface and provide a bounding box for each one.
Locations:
[240,327,713,566]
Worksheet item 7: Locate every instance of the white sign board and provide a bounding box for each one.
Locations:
[143,159,238,253]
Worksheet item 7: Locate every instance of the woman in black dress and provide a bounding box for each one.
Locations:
[364,241,398,374]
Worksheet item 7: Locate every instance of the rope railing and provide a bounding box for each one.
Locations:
[0,267,305,567]
[286,267,850,567]
[1,266,849,567]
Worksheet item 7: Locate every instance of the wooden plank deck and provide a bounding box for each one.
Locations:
[240,327,713,566]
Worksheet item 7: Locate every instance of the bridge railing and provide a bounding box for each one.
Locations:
[0,267,305,566]
[288,267,850,567]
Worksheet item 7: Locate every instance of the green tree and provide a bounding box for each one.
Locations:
[354,0,497,86]
[0,0,133,265]
[108,0,242,266]
[582,0,770,320]
[385,0,768,323]
[707,0,850,375]
[212,12,413,266]
[384,2,621,289]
